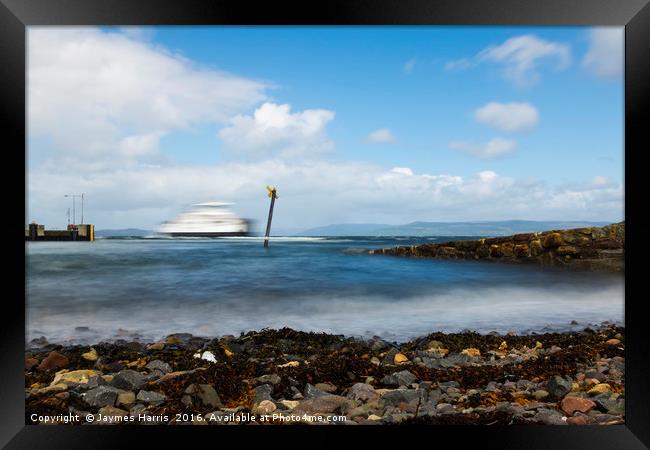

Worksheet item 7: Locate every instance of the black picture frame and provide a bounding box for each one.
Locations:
[3,0,649,447]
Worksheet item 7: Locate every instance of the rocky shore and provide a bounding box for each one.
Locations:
[369,222,624,272]
[25,324,624,426]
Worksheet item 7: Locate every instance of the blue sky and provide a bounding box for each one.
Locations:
[27,26,624,230]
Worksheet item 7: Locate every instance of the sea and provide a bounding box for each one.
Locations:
[25,236,624,344]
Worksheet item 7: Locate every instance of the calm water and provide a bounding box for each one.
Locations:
[26,237,624,343]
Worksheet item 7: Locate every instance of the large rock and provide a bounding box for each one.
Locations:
[111,370,146,391]
[347,383,379,402]
[145,360,172,374]
[38,351,69,371]
[84,386,122,407]
[381,370,416,387]
[184,383,222,408]
[560,396,596,415]
[254,384,274,403]
[546,375,572,398]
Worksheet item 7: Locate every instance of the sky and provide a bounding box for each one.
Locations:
[26,26,624,232]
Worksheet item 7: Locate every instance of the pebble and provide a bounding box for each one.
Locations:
[381,370,416,387]
[588,384,612,396]
[256,374,281,385]
[136,390,166,404]
[546,375,572,398]
[81,348,98,362]
[394,353,409,364]
[145,360,172,374]
[117,391,136,406]
[347,383,378,402]
[254,400,277,414]
[84,386,122,407]
[111,370,146,391]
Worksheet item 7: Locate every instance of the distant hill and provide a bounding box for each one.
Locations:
[298,220,610,237]
[94,228,152,237]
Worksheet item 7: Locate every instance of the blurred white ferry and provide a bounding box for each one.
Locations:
[156,202,250,237]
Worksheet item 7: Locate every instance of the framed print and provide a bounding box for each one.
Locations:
[2,0,649,448]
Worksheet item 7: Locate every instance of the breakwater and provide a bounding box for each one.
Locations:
[369,223,624,272]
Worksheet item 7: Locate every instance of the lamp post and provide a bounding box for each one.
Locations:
[64,194,82,225]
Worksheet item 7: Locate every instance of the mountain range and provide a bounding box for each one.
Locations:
[297,220,610,237]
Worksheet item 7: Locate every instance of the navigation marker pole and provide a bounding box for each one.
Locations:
[264,186,278,248]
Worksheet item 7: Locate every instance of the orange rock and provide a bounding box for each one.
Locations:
[37,351,69,372]
[394,353,409,364]
[605,338,621,346]
[461,348,481,357]
[560,396,596,415]
[567,415,588,425]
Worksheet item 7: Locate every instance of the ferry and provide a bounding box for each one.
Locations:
[156,202,250,237]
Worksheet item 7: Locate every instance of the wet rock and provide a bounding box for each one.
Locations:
[546,375,572,398]
[184,383,222,408]
[381,370,416,387]
[533,390,549,401]
[145,360,172,374]
[584,370,606,383]
[566,415,588,425]
[254,400,277,415]
[304,383,329,399]
[25,357,39,371]
[38,351,69,371]
[560,396,596,415]
[595,398,624,415]
[380,388,424,407]
[256,374,281,385]
[116,391,136,407]
[347,383,378,402]
[605,339,621,346]
[254,384,274,403]
[592,414,624,425]
[315,382,337,393]
[136,390,166,404]
[588,383,612,396]
[394,353,409,364]
[82,348,98,362]
[534,408,567,425]
[51,369,99,387]
[382,348,399,365]
[84,386,122,407]
[147,342,165,351]
[30,336,49,347]
[111,370,146,391]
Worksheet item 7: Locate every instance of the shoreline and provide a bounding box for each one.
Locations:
[26,324,625,426]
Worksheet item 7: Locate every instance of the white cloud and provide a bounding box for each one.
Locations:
[449,138,517,159]
[28,27,268,168]
[474,102,539,133]
[27,161,623,230]
[404,58,416,74]
[218,102,335,158]
[446,35,571,87]
[582,28,623,79]
[367,128,397,144]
